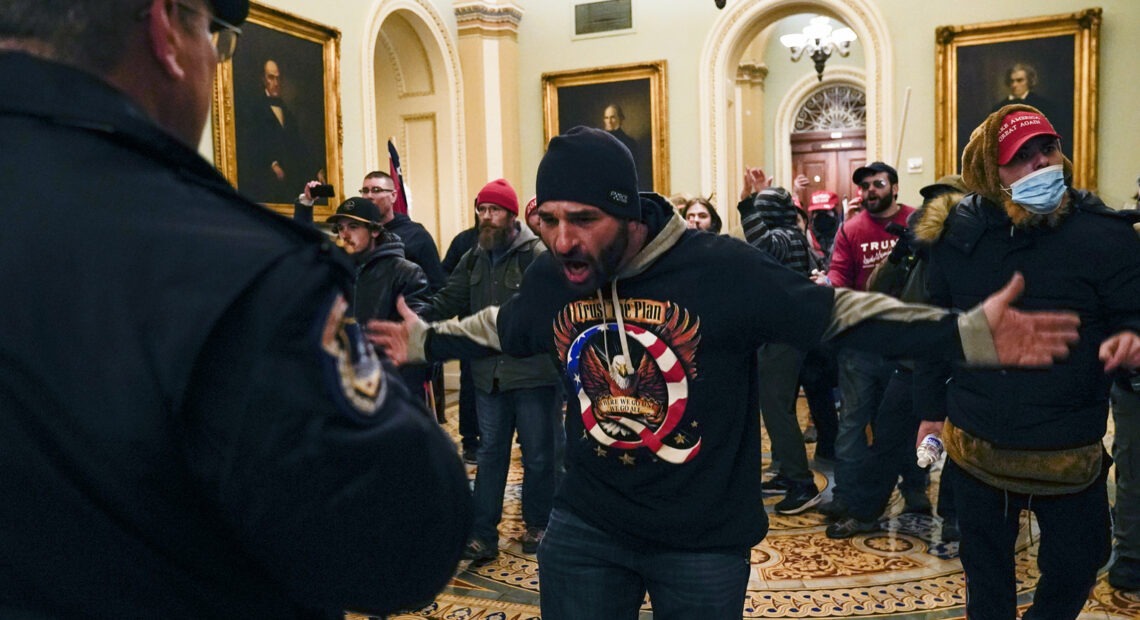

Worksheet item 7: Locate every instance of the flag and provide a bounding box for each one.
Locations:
[387,139,410,215]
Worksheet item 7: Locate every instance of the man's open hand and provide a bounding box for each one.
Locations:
[982,272,1081,366]
[366,296,419,365]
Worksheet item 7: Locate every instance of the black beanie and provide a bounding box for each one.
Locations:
[536,126,640,220]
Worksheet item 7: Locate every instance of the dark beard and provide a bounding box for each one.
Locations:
[558,223,630,294]
[864,192,894,215]
[477,224,512,251]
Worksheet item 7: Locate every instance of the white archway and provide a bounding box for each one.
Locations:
[360,0,468,244]
[700,0,892,208]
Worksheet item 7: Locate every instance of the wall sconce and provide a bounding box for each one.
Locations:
[779,16,857,81]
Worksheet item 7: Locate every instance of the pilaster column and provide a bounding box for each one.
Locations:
[736,60,769,176]
[455,1,523,205]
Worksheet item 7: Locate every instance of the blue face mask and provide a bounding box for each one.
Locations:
[1007,164,1066,214]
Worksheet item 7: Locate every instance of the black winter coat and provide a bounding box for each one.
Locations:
[351,233,431,324]
[916,190,1140,450]
[0,52,470,619]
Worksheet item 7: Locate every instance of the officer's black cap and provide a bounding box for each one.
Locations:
[327,197,382,226]
[209,0,249,26]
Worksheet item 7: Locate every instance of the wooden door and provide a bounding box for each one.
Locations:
[790,129,867,207]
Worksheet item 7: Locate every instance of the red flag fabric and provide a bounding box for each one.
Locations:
[387,139,410,215]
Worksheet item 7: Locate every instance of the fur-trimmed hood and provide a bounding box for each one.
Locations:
[911,191,965,246]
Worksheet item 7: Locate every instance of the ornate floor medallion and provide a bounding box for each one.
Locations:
[353,398,1140,619]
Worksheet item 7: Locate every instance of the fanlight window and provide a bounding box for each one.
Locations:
[793,86,865,132]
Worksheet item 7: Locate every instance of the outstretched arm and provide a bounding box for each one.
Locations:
[827,272,1080,367]
[979,272,1081,366]
[367,296,502,365]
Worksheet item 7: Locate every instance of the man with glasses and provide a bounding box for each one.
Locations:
[359,171,448,291]
[0,0,471,616]
[358,170,449,416]
[417,179,562,563]
[816,161,931,525]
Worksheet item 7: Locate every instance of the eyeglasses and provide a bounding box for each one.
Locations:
[858,179,890,190]
[139,2,242,63]
[475,204,507,216]
[360,187,395,195]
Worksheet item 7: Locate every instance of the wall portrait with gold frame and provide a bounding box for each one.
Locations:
[935,8,1100,190]
[542,61,669,195]
[211,3,343,216]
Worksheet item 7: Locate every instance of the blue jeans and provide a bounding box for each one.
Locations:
[537,508,750,620]
[844,368,928,521]
[471,385,560,544]
[834,349,924,500]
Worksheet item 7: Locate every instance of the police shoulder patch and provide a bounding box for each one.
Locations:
[318,293,388,422]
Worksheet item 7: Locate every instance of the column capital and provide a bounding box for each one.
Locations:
[455,1,523,38]
[736,61,769,86]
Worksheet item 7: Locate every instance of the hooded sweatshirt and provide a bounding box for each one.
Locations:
[423,194,1002,551]
[737,186,814,276]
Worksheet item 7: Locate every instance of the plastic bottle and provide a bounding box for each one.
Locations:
[916,433,944,468]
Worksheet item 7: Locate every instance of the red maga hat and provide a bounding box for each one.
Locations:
[997,111,1061,165]
[808,190,839,212]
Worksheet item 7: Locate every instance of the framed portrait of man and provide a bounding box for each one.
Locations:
[542,61,669,195]
[935,9,1100,190]
[212,3,343,216]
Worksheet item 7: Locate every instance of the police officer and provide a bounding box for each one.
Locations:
[0,1,470,617]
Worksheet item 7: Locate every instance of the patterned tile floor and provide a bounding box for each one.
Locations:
[366,396,1140,619]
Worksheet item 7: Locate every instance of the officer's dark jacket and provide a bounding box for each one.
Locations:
[422,224,559,392]
[0,52,470,618]
[915,190,1140,450]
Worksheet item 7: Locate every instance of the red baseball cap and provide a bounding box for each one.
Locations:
[997,111,1061,165]
[808,190,839,212]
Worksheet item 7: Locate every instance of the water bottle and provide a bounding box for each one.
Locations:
[916,433,944,468]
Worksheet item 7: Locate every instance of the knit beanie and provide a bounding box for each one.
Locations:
[536,126,640,220]
[962,103,1073,204]
[753,187,798,228]
[475,178,519,215]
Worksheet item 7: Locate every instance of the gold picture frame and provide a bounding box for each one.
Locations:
[542,61,669,195]
[211,3,343,217]
[935,8,1100,190]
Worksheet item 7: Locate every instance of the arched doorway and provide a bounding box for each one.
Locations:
[700,0,893,224]
[362,0,467,251]
[785,81,867,207]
